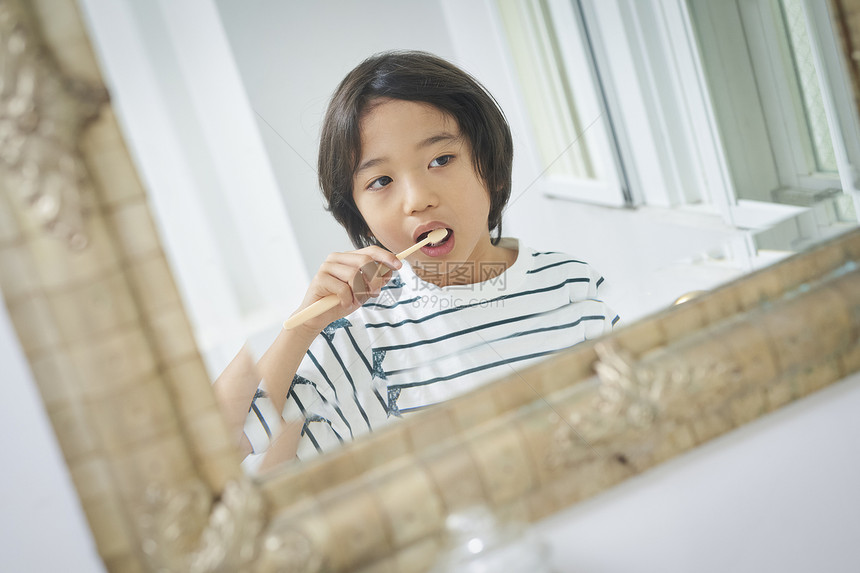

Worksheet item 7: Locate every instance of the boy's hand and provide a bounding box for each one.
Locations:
[289,246,401,336]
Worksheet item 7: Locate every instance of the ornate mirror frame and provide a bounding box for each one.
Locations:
[1,0,860,571]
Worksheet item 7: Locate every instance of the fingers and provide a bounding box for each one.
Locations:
[297,247,403,330]
[362,245,402,272]
[322,248,401,298]
[357,261,395,297]
[351,263,374,303]
[327,247,401,273]
[352,246,404,299]
[310,266,358,307]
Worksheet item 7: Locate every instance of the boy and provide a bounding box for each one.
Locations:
[218,50,618,467]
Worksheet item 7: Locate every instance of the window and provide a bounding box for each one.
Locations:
[494,0,739,215]
[690,0,859,241]
[494,0,627,206]
[490,0,859,240]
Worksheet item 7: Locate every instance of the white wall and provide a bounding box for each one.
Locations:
[78,0,309,376]
[536,371,860,573]
[0,293,104,573]
[212,0,464,271]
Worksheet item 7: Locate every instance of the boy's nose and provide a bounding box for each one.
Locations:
[402,179,439,214]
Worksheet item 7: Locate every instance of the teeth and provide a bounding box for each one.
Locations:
[417,228,449,246]
[428,229,448,246]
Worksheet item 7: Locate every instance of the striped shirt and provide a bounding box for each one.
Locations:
[244,238,619,460]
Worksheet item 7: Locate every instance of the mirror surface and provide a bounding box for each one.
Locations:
[78,0,859,472]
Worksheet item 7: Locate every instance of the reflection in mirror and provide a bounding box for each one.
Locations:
[79,0,859,474]
[211,48,620,472]
[211,345,305,473]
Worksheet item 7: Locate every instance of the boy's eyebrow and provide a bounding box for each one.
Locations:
[356,132,461,175]
[356,157,385,175]
[418,131,460,148]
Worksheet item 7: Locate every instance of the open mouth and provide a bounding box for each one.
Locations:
[416,228,452,247]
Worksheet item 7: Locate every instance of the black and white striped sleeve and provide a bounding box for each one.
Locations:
[243,389,283,454]
[243,317,390,460]
[571,261,620,333]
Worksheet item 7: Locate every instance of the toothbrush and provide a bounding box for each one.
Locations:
[283,228,449,330]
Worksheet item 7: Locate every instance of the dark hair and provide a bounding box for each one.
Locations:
[318,50,514,248]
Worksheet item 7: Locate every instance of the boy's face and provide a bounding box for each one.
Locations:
[352,98,498,281]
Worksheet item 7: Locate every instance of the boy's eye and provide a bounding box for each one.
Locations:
[430,155,453,168]
[368,175,392,190]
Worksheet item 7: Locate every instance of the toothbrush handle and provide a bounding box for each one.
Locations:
[282,294,340,330]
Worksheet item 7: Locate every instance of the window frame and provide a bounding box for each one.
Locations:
[492,0,629,207]
[688,0,860,223]
[471,0,860,230]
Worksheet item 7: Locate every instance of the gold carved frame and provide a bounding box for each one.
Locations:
[1,0,860,571]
